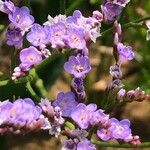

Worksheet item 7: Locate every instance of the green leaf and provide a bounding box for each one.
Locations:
[36,53,68,89]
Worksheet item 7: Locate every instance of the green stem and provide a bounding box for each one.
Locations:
[66,0,85,15]
[26,81,40,102]
[87,126,97,140]
[60,0,66,14]
[92,140,150,148]
[101,16,150,36]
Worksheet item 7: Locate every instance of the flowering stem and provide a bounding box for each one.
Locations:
[92,140,150,148]
[26,81,40,102]
[66,0,85,15]
[101,16,150,36]
[87,126,97,140]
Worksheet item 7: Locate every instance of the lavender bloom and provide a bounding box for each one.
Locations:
[27,24,50,49]
[92,10,103,22]
[39,98,55,117]
[41,48,51,58]
[67,10,82,24]
[44,14,67,26]
[126,87,150,102]
[97,128,112,141]
[108,79,123,90]
[19,46,42,68]
[64,27,87,51]
[109,118,131,140]
[112,0,130,7]
[89,109,109,126]
[49,22,66,48]
[62,139,77,150]
[39,99,64,137]
[0,98,51,134]
[64,55,91,78]
[6,24,23,48]
[101,2,122,22]
[117,88,126,101]
[0,100,13,125]
[10,98,42,127]
[71,78,86,102]
[71,103,97,129]
[0,0,15,14]
[53,92,78,117]
[12,66,26,80]
[8,6,34,32]
[77,139,96,150]
[71,129,88,141]
[117,43,134,63]
[109,64,122,79]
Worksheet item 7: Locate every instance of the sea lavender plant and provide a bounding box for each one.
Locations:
[0,0,150,149]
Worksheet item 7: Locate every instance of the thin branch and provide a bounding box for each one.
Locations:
[101,16,150,36]
[26,81,40,102]
[92,140,150,148]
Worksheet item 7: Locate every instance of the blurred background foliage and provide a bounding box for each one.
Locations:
[0,0,150,148]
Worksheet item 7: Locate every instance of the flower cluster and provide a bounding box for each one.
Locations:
[62,129,96,150]
[39,98,64,137]
[0,98,50,134]
[101,0,130,22]
[113,21,134,64]
[70,103,140,146]
[1,0,150,149]
[117,87,150,102]
[0,98,65,137]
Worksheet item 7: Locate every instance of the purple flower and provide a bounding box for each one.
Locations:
[0,100,13,125]
[10,98,42,126]
[64,27,87,51]
[53,92,78,117]
[39,98,55,117]
[64,55,91,78]
[8,6,34,31]
[27,24,50,49]
[71,78,86,102]
[39,98,64,137]
[117,88,126,100]
[0,99,52,134]
[92,10,103,22]
[71,129,88,141]
[6,24,23,48]
[49,22,66,48]
[117,43,134,63]
[97,128,112,141]
[44,14,67,26]
[109,64,122,79]
[66,10,82,24]
[71,103,97,129]
[89,109,109,126]
[101,2,122,22]
[109,118,131,140]
[62,139,77,150]
[77,139,96,150]
[19,46,42,68]
[0,0,15,14]
[112,0,130,7]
